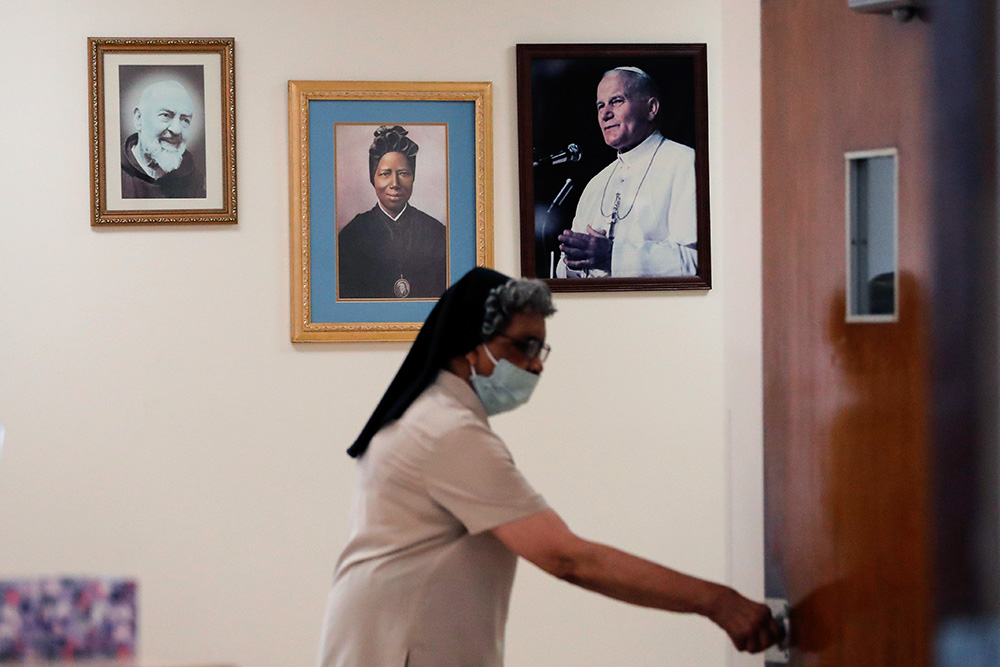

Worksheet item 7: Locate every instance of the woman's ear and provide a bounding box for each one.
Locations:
[446,348,480,381]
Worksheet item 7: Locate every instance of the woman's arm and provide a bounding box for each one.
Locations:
[491,508,782,654]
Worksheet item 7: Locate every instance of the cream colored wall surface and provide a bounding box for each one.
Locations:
[0,1,763,665]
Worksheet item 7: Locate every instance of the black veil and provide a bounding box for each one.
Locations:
[346,267,510,458]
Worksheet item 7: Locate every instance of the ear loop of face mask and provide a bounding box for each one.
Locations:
[469,340,504,378]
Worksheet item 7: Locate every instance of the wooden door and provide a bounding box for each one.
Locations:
[762,1,934,664]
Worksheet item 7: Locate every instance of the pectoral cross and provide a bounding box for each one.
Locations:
[609,192,621,241]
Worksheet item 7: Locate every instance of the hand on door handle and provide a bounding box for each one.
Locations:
[765,598,792,663]
[708,588,787,654]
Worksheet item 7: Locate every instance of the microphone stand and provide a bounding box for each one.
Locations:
[544,179,573,278]
[532,144,581,277]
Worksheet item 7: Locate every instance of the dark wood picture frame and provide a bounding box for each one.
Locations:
[516,43,710,292]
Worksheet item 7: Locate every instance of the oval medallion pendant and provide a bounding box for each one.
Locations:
[394,276,411,298]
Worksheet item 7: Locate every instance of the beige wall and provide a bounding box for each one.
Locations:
[0,0,763,665]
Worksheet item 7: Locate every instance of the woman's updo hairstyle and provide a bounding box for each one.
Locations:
[368,125,419,184]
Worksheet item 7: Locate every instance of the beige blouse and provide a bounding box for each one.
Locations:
[318,371,548,667]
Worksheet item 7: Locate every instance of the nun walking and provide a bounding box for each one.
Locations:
[317,268,783,666]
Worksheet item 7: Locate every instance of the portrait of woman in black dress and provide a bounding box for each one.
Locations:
[337,125,448,299]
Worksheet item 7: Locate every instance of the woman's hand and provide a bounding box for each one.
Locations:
[706,586,786,653]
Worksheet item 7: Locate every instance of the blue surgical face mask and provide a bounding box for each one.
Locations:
[469,343,539,416]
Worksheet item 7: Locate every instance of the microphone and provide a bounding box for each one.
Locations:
[533,143,582,167]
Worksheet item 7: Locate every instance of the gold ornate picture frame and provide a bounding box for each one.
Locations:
[89,37,237,226]
[289,81,494,343]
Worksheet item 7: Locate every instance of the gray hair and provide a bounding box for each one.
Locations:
[481,278,556,340]
[605,66,660,109]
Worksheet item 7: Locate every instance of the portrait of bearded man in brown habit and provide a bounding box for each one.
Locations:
[120,79,206,199]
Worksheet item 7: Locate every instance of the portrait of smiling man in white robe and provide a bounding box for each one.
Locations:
[518,46,709,288]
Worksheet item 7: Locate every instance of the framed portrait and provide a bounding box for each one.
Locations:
[516,43,711,292]
[88,37,237,226]
[289,81,494,342]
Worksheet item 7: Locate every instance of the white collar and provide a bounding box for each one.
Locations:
[616,130,664,168]
[378,202,408,221]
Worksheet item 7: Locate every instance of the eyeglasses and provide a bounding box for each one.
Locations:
[493,334,551,362]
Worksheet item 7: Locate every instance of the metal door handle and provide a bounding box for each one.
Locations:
[765,598,791,663]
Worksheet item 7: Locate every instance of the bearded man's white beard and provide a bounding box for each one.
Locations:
[139,132,186,174]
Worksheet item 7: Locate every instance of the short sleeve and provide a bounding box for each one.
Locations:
[423,422,547,535]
